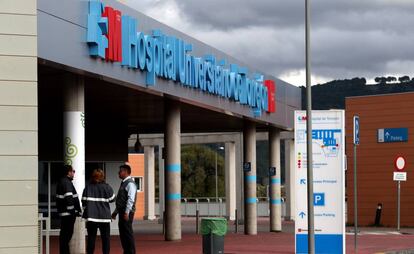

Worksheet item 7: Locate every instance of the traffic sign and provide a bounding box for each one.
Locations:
[243,162,251,172]
[395,156,406,171]
[353,116,360,145]
[394,172,407,181]
[378,128,408,143]
[269,167,276,176]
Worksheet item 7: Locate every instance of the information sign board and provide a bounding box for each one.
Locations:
[294,110,346,254]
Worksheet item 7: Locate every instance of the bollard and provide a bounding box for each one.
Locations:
[196,198,199,216]
[219,198,223,217]
[207,198,210,217]
[196,210,200,234]
[375,203,383,226]
[184,198,188,217]
[235,209,238,233]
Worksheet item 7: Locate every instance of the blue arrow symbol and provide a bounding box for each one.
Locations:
[299,212,306,218]
[300,179,306,185]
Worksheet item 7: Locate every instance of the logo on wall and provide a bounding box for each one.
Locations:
[86,0,276,115]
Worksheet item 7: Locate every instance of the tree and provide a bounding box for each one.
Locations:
[375,77,387,84]
[181,144,225,197]
[398,76,410,83]
[386,76,396,83]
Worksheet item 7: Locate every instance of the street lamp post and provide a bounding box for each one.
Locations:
[215,151,218,202]
[305,0,315,253]
[215,145,224,204]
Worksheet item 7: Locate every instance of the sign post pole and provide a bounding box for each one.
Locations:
[393,156,406,232]
[397,180,401,231]
[353,144,358,250]
[353,116,360,252]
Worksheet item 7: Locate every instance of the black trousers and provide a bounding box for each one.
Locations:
[86,222,110,254]
[59,215,76,254]
[118,213,136,254]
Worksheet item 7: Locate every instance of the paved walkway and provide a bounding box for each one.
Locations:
[46,219,414,253]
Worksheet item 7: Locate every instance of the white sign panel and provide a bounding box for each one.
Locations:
[394,172,407,181]
[294,110,345,254]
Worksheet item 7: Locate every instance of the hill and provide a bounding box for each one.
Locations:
[300,77,414,110]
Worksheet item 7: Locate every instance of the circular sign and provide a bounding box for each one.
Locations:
[395,156,406,171]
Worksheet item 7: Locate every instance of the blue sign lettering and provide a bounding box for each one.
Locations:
[378,128,408,143]
[86,0,275,115]
[314,193,325,206]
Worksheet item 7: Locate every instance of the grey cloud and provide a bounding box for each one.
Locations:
[176,0,303,30]
[123,0,414,84]
[175,0,414,31]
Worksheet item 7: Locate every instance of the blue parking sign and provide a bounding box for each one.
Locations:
[353,116,360,145]
[314,193,325,206]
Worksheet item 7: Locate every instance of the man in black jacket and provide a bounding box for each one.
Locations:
[56,165,81,254]
[112,164,137,254]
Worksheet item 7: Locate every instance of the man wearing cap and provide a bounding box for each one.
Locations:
[56,165,81,254]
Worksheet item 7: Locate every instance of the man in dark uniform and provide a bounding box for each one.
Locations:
[56,165,81,254]
[82,168,115,254]
[112,164,137,254]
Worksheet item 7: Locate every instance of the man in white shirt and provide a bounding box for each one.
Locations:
[112,164,137,254]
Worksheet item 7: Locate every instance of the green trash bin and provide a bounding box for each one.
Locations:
[201,217,227,254]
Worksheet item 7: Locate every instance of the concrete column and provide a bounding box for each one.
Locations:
[63,74,86,253]
[243,121,257,235]
[144,146,156,220]
[164,99,181,241]
[235,133,244,222]
[285,139,296,221]
[158,145,165,220]
[269,128,282,231]
[225,142,236,220]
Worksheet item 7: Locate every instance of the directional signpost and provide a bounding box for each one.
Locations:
[378,128,408,143]
[353,116,359,251]
[394,156,407,231]
[354,116,360,145]
[294,110,346,254]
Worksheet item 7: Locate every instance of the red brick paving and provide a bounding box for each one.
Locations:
[47,232,414,253]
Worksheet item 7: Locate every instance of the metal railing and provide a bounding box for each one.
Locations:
[38,213,50,254]
[155,197,286,217]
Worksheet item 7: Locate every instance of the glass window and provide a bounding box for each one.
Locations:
[50,162,65,229]
[133,177,143,192]
[38,162,49,218]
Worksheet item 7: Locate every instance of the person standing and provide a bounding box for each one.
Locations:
[56,165,82,254]
[112,164,137,254]
[82,169,115,254]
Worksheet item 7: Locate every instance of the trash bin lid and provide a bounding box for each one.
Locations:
[200,217,227,236]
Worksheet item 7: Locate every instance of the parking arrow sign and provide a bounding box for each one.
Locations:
[353,116,360,145]
[300,179,306,185]
[299,212,306,218]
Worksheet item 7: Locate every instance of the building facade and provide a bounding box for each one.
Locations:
[346,92,414,227]
[0,0,38,252]
[1,0,301,252]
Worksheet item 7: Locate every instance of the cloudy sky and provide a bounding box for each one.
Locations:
[121,0,414,86]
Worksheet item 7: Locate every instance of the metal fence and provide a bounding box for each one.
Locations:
[155,197,286,217]
[38,213,50,254]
